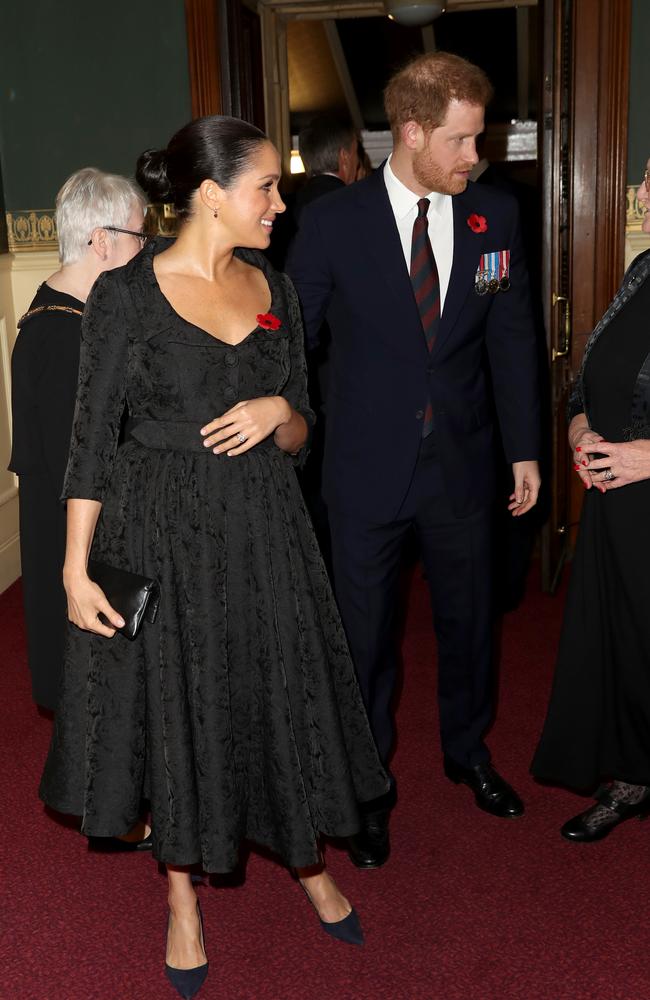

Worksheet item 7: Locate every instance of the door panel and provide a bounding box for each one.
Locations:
[540,0,631,590]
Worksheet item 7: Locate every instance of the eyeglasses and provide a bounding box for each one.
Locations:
[87,226,148,246]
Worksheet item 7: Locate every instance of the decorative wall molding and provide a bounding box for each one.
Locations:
[624,229,650,270]
[145,203,179,238]
[6,210,58,252]
[5,203,185,252]
[626,184,646,232]
[0,486,18,509]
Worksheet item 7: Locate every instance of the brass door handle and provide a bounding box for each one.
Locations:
[552,293,571,361]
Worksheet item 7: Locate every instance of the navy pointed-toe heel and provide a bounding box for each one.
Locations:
[319,905,364,946]
[291,869,364,946]
[165,902,208,999]
[165,963,209,1000]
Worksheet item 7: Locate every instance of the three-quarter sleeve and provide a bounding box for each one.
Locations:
[279,272,315,463]
[62,271,129,502]
[280,273,315,427]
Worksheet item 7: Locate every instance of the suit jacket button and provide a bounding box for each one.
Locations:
[415,409,424,420]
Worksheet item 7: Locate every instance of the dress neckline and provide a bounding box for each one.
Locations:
[145,238,275,348]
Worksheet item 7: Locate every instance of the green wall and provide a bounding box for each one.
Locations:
[628,0,649,185]
[0,0,191,211]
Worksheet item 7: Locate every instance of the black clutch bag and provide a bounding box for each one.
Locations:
[87,560,160,641]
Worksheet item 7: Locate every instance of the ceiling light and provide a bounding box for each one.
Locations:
[385,0,444,26]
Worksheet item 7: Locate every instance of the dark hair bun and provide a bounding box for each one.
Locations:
[136,148,171,203]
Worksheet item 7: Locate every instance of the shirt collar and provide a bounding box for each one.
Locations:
[384,155,449,220]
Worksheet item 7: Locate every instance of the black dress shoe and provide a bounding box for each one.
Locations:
[347,808,390,869]
[561,785,650,843]
[443,757,524,818]
[87,832,153,852]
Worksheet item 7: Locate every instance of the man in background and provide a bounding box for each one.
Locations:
[293,116,360,564]
[294,115,359,224]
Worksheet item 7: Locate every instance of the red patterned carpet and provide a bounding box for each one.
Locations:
[2,568,650,1000]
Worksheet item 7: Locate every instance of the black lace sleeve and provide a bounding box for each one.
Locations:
[61,271,129,502]
[279,272,315,464]
[567,376,585,423]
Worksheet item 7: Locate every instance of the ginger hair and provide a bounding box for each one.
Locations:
[384,52,493,139]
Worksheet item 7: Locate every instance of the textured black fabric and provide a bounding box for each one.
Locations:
[39,238,388,871]
[532,272,650,790]
[567,249,650,425]
[9,283,85,710]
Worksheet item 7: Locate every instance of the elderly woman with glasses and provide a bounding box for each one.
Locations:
[11,167,146,712]
[10,168,149,847]
[532,159,650,841]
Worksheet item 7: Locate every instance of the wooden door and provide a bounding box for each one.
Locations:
[184,0,265,127]
[540,0,631,591]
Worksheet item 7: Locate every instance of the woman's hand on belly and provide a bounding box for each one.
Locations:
[63,570,125,637]
[583,439,650,492]
[200,396,291,455]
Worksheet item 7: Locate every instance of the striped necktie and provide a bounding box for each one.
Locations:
[410,197,439,438]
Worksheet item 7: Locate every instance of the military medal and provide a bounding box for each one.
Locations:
[498,250,511,292]
[474,250,511,295]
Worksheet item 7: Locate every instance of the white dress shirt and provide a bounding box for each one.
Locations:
[383,156,454,313]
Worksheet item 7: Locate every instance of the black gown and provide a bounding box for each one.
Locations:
[532,274,650,790]
[9,284,84,710]
[39,239,388,872]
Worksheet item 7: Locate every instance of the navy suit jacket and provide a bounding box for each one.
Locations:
[286,167,540,522]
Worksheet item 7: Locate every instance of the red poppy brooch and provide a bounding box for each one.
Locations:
[256,312,281,330]
[467,214,488,234]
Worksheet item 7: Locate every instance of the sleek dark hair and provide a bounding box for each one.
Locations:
[136,115,268,217]
[298,116,357,176]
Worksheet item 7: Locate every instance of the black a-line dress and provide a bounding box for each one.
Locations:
[39,238,388,871]
[532,273,650,791]
[9,284,84,710]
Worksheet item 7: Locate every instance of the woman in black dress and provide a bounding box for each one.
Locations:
[39,117,388,999]
[532,160,650,841]
[10,167,146,711]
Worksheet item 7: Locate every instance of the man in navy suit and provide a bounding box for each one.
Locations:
[295,115,359,222]
[293,117,360,567]
[287,52,541,868]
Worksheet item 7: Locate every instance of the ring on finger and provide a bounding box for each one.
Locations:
[236,432,247,444]
[603,468,614,481]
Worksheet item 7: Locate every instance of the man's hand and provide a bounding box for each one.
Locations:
[508,460,541,516]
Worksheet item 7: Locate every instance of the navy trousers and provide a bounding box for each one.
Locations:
[328,435,494,769]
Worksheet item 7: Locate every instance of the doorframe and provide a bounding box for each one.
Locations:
[541,0,631,589]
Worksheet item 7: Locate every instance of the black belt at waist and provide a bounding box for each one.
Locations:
[125,418,276,454]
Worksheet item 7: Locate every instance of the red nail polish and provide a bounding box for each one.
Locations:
[576,446,582,452]
[574,464,580,470]
[582,460,588,466]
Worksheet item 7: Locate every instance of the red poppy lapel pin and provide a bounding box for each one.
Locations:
[256,312,281,330]
[467,214,488,234]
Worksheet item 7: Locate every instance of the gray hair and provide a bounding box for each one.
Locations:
[298,116,357,176]
[56,167,146,264]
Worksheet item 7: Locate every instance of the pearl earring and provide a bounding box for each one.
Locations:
[213,208,218,219]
